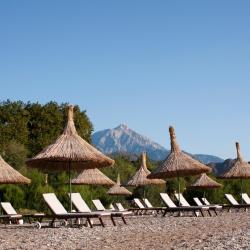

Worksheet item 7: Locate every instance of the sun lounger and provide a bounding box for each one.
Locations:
[109,204,116,210]
[43,193,107,228]
[1,202,45,225]
[175,194,213,216]
[115,203,127,211]
[131,198,164,215]
[160,193,208,217]
[241,193,250,205]
[69,193,118,226]
[224,194,250,211]
[92,199,132,224]
[193,197,222,215]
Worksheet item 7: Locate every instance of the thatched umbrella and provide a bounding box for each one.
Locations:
[188,173,222,198]
[220,142,250,202]
[72,168,115,186]
[0,155,31,184]
[108,174,132,196]
[126,152,165,197]
[26,105,114,210]
[72,168,115,205]
[148,126,211,204]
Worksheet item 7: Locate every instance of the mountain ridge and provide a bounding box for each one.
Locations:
[92,124,224,164]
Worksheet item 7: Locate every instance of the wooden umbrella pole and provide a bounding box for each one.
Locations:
[68,161,72,212]
[241,178,243,204]
[90,185,93,209]
[178,176,181,207]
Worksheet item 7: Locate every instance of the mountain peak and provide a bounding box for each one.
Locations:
[92,124,167,161]
[115,124,129,130]
[92,125,224,164]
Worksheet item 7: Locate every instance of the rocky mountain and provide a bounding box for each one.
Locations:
[92,124,224,164]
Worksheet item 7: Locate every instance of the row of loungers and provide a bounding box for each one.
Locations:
[0,193,132,228]
[130,193,250,216]
[1,192,250,228]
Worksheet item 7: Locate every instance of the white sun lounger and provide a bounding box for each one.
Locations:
[143,198,153,208]
[134,198,145,209]
[175,193,215,216]
[224,194,250,211]
[92,199,132,224]
[115,203,126,211]
[160,193,207,217]
[1,202,45,225]
[43,193,106,228]
[193,197,222,215]
[69,193,116,226]
[241,193,250,205]
[1,202,23,224]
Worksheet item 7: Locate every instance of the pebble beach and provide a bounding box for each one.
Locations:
[0,212,250,250]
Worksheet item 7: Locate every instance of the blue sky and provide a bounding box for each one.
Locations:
[0,1,250,159]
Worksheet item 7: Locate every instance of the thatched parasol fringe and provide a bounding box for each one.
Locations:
[0,155,31,184]
[71,168,115,186]
[189,173,222,189]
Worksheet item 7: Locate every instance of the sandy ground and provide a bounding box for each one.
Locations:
[0,211,250,249]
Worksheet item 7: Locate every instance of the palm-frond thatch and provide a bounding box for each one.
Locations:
[0,155,31,184]
[189,173,222,189]
[148,126,211,179]
[108,174,132,196]
[126,152,166,186]
[72,168,115,186]
[220,142,250,179]
[26,105,115,172]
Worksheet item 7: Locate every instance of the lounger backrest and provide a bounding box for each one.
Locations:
[225,194,239,205]
[160,193,177,208]
[134,198,145,209]
[241,193,250,205]
[116,203,125,211]
[92,199,106,211]
[143,198,153,208]
[193,198,203,206]
[175,193,190,206]
[201,198,210,205]
[69,193,91,213]
[1,202,17,215]
[109,204,115,210]
[43,193,68,215]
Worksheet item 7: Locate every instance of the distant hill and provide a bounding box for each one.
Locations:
[208,159,236,176]
[92,124,224,164]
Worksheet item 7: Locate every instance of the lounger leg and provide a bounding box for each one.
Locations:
[110,216,116,226]
[214,209,218,216]
[200,209,204,217]
[99,217,105,227]
[87,218,93,228]
[162,210,167,217]
[121,216,127,225]
[208,210,212,217]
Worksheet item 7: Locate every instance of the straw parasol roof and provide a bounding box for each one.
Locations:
[220,142,250,179]
[189,173,222,189]
[26,105,114,172]
[108,174,132,196]
[0,155,31,184]
[148,126,211,179]
[71,168,115,186]
[126,152,166,187]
